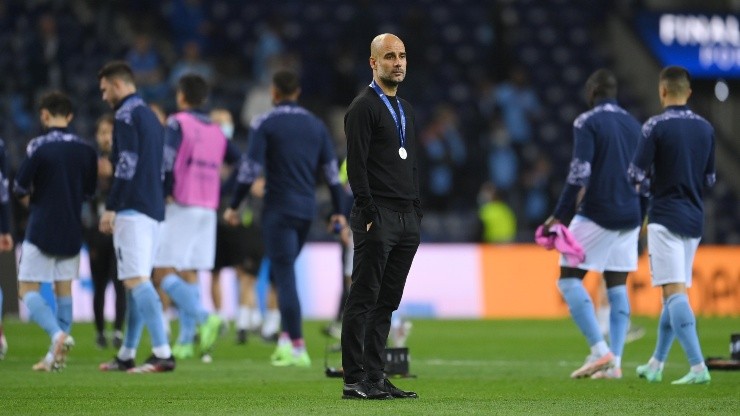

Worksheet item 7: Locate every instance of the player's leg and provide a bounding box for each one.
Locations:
[18,242,71,371]
[105,213,173,373]
[261,280,281,342]
[556,216,614,378]
[0,286,5,359]
[110,256,125,349]
[89,229,110,348]
[263,212,311,367]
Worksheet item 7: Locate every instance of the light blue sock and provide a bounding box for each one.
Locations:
[161,273,207,325]
[131,281,169,348]
[56,296,73,334]
[123,290,144,350]
[666,293,704,366]
[653,303,674,362]
[607,285,630,358]
[0,287,4,324]
[557,278,604,347]
[189,282,209,324]
[176,309,196,345]
[22,291,62,340]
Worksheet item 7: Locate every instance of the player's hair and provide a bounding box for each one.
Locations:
[272,69,300,96]
[98,61,135,84]
[177,74,209,107]
[38,91,73,117]
[586,69,617,100]
[96,113,114,129]
[659,66,691,96]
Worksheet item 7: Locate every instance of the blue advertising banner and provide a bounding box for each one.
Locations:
[636,12,740,78]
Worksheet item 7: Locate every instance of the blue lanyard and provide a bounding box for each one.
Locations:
[370,80,406,149]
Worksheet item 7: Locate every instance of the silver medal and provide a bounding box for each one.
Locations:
[399,147,407,159]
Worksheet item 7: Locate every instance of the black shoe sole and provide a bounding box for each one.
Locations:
[342,393,393,400]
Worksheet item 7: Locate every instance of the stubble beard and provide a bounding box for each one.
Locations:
[379,72,405,88]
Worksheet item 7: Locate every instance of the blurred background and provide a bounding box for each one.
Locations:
[0,0,738,246]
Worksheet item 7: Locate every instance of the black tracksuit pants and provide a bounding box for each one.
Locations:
[341,205,420,383]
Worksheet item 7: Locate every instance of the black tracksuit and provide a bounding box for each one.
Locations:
[342,85,422,384]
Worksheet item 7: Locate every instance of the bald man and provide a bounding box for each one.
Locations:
[341,33,421,400]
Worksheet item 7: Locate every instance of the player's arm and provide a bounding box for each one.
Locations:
[0,140,12,250]
[345,98,377,225]
[101,117,140,233]
[224,140,242,166]
[162,117,183,200]
[704,130,717,188]
[318,123,346,231]
[628,124,657,197]
[225,125,265,225]
[13,140,40,208]
[548,122,595,227]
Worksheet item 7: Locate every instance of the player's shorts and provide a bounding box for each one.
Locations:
[214,222,264,275]
[17,241,80,282]
[114,211,159,280]
[154,203,216,271]
[561,215,640,272]
[647,223,701,288]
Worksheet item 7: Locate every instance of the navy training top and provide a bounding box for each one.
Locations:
[230,101,343,220]
[629,105,716,238]
[106,94,165,221]
[0,139,10,233]
[553,99,643,229]
[14,128,97,256]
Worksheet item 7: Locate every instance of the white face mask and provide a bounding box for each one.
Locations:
[220,123,234,140]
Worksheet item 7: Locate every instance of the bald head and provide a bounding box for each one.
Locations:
[369,33,407,93]
[370,33,403,58]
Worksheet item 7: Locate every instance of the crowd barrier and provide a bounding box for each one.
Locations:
[15,244,740,321]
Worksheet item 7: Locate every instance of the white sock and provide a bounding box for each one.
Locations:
[236,307,249,330]
[152,345,172,359]
[262,309,280,337]
[118,347,137,361]
[248,307,263,330]
[690,363,707,373]
[277,332,290,347]
[648,356,664,370]
[614,356,622,369]
[590,341,611,357]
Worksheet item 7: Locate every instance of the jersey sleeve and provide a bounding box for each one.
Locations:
[229,124,266,209]
[552,121,595,221]
[106,117,140,211]
[628,123,658,197]
[704,129,716,187]
[345,97,376,215]
[0,141,10,233]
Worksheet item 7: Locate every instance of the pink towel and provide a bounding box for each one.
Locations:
[535,224,586,267]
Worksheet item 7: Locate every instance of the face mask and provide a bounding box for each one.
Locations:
[220,123,234,140]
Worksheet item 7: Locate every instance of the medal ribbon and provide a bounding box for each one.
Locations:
[370,80,406,150]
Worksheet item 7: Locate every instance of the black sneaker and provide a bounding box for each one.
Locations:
[342,381,393,400]
[95,333,108,349]
[127,354,176,373]
[373,378,418,399]
[236,329,248,345]
[99,356,135,372]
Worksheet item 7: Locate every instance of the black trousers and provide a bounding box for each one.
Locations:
[85,227,125,333]
[341,205,420,383]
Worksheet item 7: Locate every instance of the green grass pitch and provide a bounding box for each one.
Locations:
[0,317,738,415]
